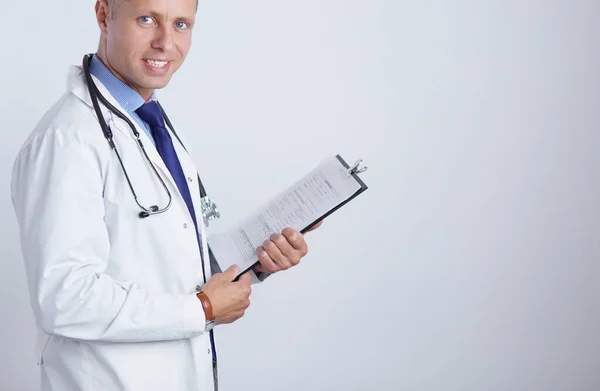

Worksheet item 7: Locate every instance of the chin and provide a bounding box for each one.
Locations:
[148,81,170,90]
[138,77,171,92]
[155,73,175,85]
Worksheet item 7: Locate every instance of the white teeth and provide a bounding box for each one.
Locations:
[146,59,168,68]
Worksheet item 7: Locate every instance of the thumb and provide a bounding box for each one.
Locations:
[222,264,240,281]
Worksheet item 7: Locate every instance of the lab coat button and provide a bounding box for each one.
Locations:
[187,177,193,183]
[208,348,211,355]
[183,223,188,229]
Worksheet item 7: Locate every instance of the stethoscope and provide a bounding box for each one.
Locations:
[82,53,221,227]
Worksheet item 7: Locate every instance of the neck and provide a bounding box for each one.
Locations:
[95,49,153,101]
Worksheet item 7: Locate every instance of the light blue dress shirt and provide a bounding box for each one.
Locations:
[89,54,157,143]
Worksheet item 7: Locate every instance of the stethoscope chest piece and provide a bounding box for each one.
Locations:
[201,196,220,227]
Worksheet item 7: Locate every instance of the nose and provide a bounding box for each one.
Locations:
[152,25,174,52]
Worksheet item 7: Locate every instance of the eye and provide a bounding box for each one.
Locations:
[175,21,189,29]
[139,16,154,24]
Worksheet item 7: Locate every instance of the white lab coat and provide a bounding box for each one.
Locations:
[11,64,256,390]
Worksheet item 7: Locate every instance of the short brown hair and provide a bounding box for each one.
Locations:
[107,0,198,19]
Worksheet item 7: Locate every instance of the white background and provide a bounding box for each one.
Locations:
[1,0,599,390]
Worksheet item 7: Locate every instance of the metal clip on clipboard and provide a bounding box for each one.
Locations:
[345,158,368,177]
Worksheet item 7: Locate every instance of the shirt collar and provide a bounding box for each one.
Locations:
[89,53,157,114]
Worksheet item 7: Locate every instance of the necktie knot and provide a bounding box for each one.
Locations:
[135,101,165,129]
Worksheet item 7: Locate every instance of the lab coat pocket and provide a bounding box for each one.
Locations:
[34,332,51,366]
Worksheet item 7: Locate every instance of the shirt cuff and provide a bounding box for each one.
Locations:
[248,269,270,284]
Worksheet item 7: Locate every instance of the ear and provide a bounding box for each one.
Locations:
[95,0,110,33]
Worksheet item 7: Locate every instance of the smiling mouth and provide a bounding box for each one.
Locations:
[145,59,169,68]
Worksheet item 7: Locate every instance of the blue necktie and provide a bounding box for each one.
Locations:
[135,101,201,245]
[136,101,219,373]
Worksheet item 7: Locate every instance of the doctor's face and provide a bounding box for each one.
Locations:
[96,0,196,100]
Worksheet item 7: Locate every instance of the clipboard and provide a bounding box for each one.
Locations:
[206,154,369,281]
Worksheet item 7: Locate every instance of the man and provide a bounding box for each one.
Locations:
[10,0,321,390]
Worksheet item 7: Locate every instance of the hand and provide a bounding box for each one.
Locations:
[254,221,323,274]
[200,265,252,325]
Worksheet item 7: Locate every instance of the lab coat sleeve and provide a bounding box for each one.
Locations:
[11,127,208,343]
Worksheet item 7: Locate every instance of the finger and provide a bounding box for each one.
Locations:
[222,264,240,281]
[256,246,279,273]
[263,238,292,270]
[282,227,308,255]
[270,233,301,267]
[270,233,295,258]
